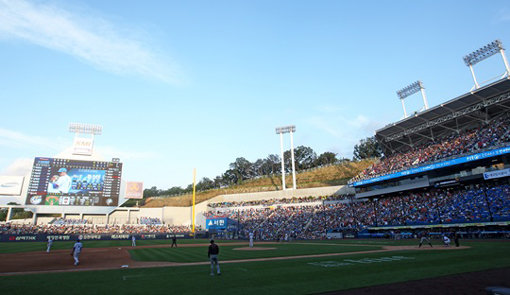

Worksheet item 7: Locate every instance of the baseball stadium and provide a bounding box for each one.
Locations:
[2,4,510,293]
[2,39,510,294]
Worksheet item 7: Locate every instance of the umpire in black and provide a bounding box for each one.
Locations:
[208,240,221,276]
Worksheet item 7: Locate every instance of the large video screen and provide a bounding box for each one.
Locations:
[26,157,122,207]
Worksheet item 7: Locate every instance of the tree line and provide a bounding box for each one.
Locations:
[143,137,382,199]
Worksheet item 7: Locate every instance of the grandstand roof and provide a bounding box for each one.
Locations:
[376,78,510,154]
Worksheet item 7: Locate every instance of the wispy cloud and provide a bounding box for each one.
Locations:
[0,127,156,162]
[0,127,67,150]
[1,157,33,176]
[0,0,182,84]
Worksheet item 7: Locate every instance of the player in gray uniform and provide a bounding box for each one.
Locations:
[208,240,221,276]
[249,232,254,248]
[71,239,83,266]
[46,237,53,253]
[418,232,433,248]
[131,235,136,247]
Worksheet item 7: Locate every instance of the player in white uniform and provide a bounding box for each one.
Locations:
[249,232,254,248]
[71,239,83,266]
[46,237,53,253]
[50,168,72,194]
[443,235,451,247]
[131,235,136,247]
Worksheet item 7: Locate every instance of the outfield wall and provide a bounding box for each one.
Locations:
[158,185,352,227]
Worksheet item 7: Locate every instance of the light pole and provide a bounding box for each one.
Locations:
[275,125,297,190]
[396,80,428,118]
[463,40,510,89]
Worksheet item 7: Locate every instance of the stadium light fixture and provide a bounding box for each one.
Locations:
[463,40,503,67]
[396,81,429,118]
[69,123,103,135]
[275,125,297,190]
[275,125,296,134]
[463,40,510,89]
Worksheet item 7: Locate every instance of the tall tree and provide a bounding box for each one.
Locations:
[316,152,338,166]
[353,136,382,160]
[229,157,253,180]
[196,177,215,191]
[284,146,317,170]
[295,146,317,169]
[143,186,160,198]
[222,169,239,185]
[251,159,265,177]
[266,154,281,174]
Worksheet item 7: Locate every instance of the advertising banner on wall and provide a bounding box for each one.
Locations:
[483,168,510,180]
[0,233,196,242]
[206,218,228,230]
[125,181,144,199]
[0,176,24,195]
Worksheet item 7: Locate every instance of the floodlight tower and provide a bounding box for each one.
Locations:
[68,123,102,156]
[396,80,429,118]
[275,125,297,190]
[463,39,510,89]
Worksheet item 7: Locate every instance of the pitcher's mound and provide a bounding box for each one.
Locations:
[233,247,276,251]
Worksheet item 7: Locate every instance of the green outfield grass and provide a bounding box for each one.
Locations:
[0,238,254,254]
[0,240,509,295]
[129,242,382,262]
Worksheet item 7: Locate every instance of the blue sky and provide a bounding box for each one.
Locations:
[1,0,510,189]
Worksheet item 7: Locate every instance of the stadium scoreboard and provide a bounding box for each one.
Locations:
[26,157,122,207]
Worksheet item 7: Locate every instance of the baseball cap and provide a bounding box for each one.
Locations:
[58,168,67,173]
[210,239,214,243]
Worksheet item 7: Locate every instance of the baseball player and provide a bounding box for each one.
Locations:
[46,237,53,253]
[249,232,254,248]
[131,235,136,247]
[418,231,433,248]
[49,168,72,193]
[71,239,83,266]
[171,235,177,247]
[208,240,221,276]
[443,235,451,247]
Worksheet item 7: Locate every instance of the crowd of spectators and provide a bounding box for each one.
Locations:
[207,195,347,208]
[138,217,162,225]
[0,223,197,235]
[203,182,509,240]
[51,218,89,225]
[2,183,507,239]
[352,115,510,182]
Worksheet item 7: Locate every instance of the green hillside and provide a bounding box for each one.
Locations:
[144,159,374,207]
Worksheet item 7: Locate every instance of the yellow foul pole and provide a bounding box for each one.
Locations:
[192,168,196,233]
